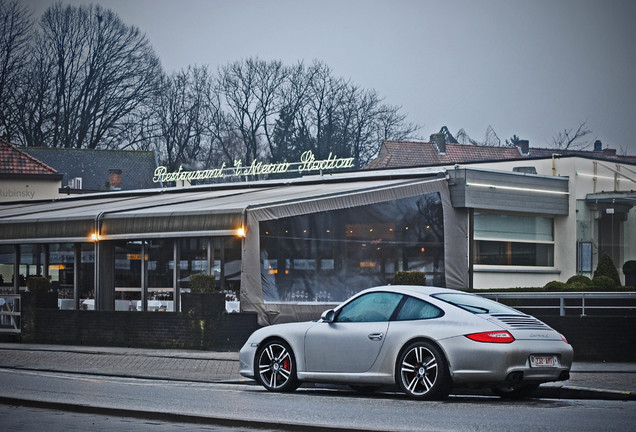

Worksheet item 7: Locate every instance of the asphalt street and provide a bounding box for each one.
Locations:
[0,343,634,400]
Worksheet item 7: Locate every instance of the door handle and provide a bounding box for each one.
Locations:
[368,332,384,341]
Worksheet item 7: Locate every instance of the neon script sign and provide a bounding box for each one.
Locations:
[152,150,355,183]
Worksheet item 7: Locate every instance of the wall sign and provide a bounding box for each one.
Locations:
[152,150,355,184]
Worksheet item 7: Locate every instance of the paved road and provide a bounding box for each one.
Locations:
[0,343,635,399]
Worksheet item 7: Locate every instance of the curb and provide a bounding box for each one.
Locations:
[538,385,635,401]
[0,396,382,432]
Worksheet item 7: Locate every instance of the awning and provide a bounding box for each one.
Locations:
[0,172,447,243]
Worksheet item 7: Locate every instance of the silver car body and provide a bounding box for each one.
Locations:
[239,285,573,390]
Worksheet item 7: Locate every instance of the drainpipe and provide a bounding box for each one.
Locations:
[551,154,561,176]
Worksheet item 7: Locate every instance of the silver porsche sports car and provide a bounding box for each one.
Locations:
[239,285,573,400]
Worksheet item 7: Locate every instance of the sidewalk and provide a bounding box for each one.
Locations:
[1,343,635,400]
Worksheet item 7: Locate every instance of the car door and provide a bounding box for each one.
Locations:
[304,292,403,373]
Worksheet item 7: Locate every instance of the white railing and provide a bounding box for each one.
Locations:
[0,294,20,334]
[479,291,636,316]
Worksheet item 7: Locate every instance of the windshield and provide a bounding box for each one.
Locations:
[432,293,517,314]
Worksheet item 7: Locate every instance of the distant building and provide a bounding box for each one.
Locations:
[366,134,636,291]
[366,135,636,169]
[21,147,160,193]
[0,139,63,202]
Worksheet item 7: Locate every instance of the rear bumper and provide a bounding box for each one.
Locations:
[441,336,574,385]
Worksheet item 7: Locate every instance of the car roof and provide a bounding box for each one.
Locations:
[359,285,464,298]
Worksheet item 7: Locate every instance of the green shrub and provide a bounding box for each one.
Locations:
[563,282,590,292]
[27,276,51,293]
[592,275,616,291]
[566,275,593,286]
[543,281,567,292]
[394,271,426,286]
[593,253,621,286]
[189,274,216,293]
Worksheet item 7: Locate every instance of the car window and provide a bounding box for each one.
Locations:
[395,296,444,320]
[432,292,516,314]
[336,292,402,322]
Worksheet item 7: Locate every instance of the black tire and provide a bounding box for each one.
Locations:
[255,339,299,392]
[396,341,451,400]
[491,383,539,399]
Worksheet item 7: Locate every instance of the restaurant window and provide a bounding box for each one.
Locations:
[115,240,143,310]
[179,238,209,291]
[79,243,95,310]
[0,245,15,293]
[259,193,445,303]
[48,243,76,308]
[147,239,174,311]
[473,212,554,266]
[19,244,44,288]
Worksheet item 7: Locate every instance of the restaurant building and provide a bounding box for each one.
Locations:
[1,157,575,324]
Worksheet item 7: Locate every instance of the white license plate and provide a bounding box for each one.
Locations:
[529,355,557,368]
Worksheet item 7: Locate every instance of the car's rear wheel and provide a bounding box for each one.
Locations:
[255,339,299,392]
[397,341,451,400]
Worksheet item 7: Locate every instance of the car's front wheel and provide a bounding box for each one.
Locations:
[255,339,299,392]
[397,341,451,400]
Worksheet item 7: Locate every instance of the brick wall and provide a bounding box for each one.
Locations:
[20,293,258,350]
[16,294,636,360]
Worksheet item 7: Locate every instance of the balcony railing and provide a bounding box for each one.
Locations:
[0,294,21,334]
[479,291,636,317]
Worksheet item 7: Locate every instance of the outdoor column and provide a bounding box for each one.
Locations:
[74,243,81,310]
[173,240,179,312]
[141,240,147,312]
[95,241,115,311]
[13,244,20,294]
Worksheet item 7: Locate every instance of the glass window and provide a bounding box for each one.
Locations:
[260,193,445,303]
[433,292,516,314]
[19,244,44,288]
[336,292,403,322]
[395,296,443,320]
[474,212,554,267]
[474,212,553,241]
[0,245,15,293]
[48,243,75,300]
[179,238,208,291]
[79,243,94,310]
[114,240,142,309]
[147,239,174,311]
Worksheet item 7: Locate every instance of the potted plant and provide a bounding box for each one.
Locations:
[25,275,58,309]
[181,273,224,316]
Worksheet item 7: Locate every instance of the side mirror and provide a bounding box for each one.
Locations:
[320,309,335,323]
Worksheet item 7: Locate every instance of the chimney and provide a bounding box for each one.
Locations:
[594,140,603,152]
[430,133,446,154]
[516,139,530,155]
[109,169,122,190]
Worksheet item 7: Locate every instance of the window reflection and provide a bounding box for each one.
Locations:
[260,193,445,303]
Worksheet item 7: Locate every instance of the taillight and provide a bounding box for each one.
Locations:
[466,331,515,343]
[559,333,569,344]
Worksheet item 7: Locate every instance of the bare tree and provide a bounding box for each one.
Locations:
[550,121,592,150]
[219,58,287,164]
[19,3,161,149]
[150,66,214,170]
[0,0,32,142]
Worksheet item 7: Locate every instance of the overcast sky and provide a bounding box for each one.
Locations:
[25,0,636,155]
